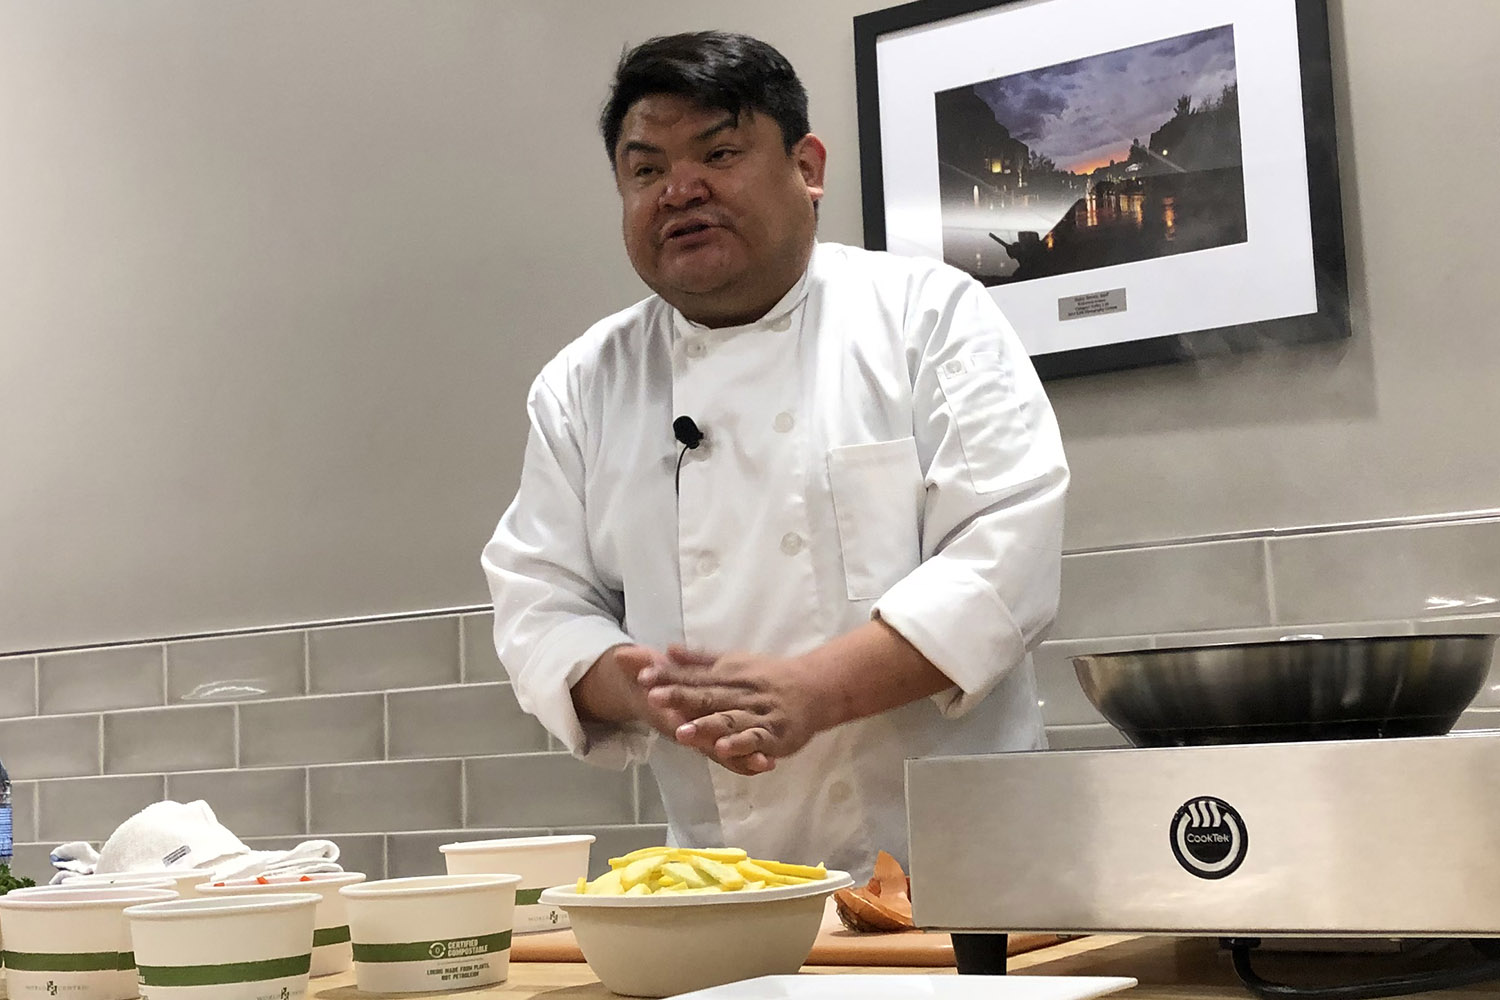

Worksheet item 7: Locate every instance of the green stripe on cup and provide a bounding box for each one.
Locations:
[313,925,352,947]
[353,931,511,964]
[515,888,545,906]
[3,950,136,972]
[137,954,311,987]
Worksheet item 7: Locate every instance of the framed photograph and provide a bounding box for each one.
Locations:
[853,0,1349,379]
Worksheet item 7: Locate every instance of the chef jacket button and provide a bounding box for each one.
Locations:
[696,554,719,576]
[769,315,791,332]
[829,780,852,804]
[685,340,707,359]
[772,411,795,433]
[944,358,965,376]
[779,532,804,556]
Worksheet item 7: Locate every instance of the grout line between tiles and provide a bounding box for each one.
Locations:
[304,768,312,837]
[459,758,468,828]
[1262,537,1280,625]
[382,694,391,760]
[97,715,105,775]
[233,704,241,767]
[33,656,40,716]
[457,616,467,684]
[302,632,311,696]
[159,645,169,706]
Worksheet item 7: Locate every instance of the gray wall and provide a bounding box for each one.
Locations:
[10,0,1492,654]
[0,0,893,652]
[3,1,1499,883]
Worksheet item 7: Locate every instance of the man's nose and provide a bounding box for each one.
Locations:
[659,163,710,209]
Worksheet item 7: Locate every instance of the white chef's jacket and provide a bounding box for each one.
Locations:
[482,242,1068,880]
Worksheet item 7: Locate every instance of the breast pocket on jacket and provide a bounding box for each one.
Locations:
[827,436,924,601]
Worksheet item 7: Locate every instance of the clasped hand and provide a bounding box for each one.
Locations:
[619,645,823,776]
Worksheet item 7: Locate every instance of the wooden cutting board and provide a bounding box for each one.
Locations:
[511,899,1066,968]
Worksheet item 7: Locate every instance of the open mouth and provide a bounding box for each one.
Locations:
[665,222,716,241]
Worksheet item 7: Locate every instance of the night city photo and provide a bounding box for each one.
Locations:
[935,25,1247,286]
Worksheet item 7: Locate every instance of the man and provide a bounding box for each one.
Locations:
[482,31,1068,882]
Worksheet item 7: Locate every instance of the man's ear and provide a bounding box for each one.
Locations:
[793,133,828,205]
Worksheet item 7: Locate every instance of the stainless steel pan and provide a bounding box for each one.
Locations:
[1072,633,1497,747]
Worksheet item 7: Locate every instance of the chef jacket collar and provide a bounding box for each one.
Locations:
[670,243,818,342]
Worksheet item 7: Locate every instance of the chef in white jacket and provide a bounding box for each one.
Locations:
[482,31,1069,882]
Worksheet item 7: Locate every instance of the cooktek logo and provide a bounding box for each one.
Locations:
[1170,796,1248,879]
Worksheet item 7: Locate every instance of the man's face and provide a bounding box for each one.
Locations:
[613,94,826,327]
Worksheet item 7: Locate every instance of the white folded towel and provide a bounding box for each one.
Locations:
[50,800,342,884]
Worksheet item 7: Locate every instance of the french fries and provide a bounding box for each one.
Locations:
[576,847,827,896]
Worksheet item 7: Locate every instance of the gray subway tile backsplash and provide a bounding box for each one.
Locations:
[1152,620,1416,648]
[39,644,163,716]
[466,754,635,829]
[9,843,55,885]
[1269,519,1500,625]
[103,705,236,775]
[462,613,506,684]
[168,631,305,704]
[239,693,384,767]
[1053,539,1270,639]
[0,656,37,719]
[385,828,549,880]
[309,760,462,834]
[16,511,1496,875]
[1456,708,1500,732]
[37,774,166,843]
[388,683,549,760]
[166,767,307,839]
[0,715,100,779]
[309,617,460,695]
[11,781,36,844]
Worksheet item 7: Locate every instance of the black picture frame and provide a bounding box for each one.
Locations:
[853,0,1349,380]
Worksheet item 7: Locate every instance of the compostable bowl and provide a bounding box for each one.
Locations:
[62,869,215,899]
[539,871,854,998]
[199,872,366,977]
[0,886,177,999]
[440,834,593,932]
[1073,633,1498,747]
[339,874,520,993]
[124,893,320,999]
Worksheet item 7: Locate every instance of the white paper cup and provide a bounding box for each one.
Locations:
[197,873,365,977]
[340,874,520,993]
[0,886,178,1000]
[439,834,593,933]
[123,893,319,1000]
[61,871,215,899]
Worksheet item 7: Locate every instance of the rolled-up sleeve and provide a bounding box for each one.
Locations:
[873,276,1069,717]
[480,369,652,768]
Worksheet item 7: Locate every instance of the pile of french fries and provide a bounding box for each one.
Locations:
[576,846,827,896]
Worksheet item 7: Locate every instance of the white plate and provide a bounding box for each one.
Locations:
[668,974,1138,1000]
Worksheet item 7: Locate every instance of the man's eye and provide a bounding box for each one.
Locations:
[632,164,660,179]
[707,148,739,163]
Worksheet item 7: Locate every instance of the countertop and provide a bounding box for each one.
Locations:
[307,933,1500,998]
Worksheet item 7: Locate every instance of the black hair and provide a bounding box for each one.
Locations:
[599,31,810,163]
